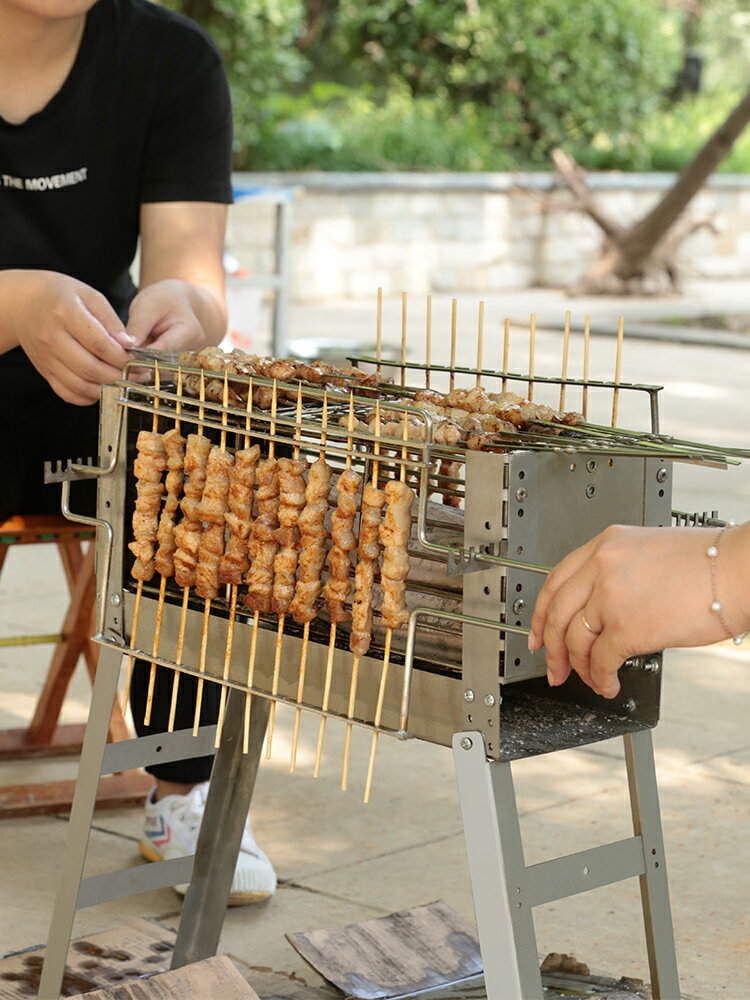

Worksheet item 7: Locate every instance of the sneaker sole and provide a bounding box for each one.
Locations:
[139,839,272,906]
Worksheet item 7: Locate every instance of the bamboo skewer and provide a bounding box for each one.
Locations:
[476,301,484,387]
[559,310,571,411]
[214,372,236,748]
[341,400,381,791]
[425,294,432,389]
[123,362,162,714]
[313,393,356,778]
[583,314,591,420]
[192,371,232,737]
[364,410,409,804]
[449,298,457,392]
[376,287,383,376]
[502,318,510,392]
[528,313,536,401]
[167,369,186,731]
[265,384,303,760]
[400,291,407,388]
[611,316,625,428]
[289,392,328,773]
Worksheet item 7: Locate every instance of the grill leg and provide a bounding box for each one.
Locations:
[624,729,680,1000]
[37,647,123,1000]
[453,732,544,1000]
[171,690,270,968]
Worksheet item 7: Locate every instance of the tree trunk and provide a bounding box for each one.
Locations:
[553,86,750,292]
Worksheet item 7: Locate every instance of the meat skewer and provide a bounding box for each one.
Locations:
[266,386,306,760]
[364,410,414,804]
[314,395,361,779]
[193,372,235,737]
[123,364,166,709]
[243,381,280,754]
[289,392,332,774]
[342,400,385,792]
[167,371,211,729]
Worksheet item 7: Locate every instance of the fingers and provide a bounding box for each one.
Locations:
[72,290,132,367]
[537,568,596,685]
[529,537,598,650]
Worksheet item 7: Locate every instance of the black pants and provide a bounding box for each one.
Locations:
[1,351,217,783]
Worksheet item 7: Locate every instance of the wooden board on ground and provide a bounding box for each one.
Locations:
[0,919,334,1000]
[286,900,482,1000]
[69,955,259,999]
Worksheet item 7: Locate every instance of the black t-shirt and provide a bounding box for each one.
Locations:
[0,0,233,518]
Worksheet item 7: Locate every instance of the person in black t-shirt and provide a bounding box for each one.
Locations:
[0,0,276,904]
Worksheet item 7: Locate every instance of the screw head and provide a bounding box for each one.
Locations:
[642,658,661,673]
[586,459,597,473]
[463,689,475,703]
[484,694,496,707]
[515,487,528,502]
[460,737,473,750]
[623,698,637,714]
[585,484,596,498]
[110,593,122,606]
[656,467,669,483]
[512,598,525,614]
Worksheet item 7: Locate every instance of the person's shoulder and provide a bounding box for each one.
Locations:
[101,0,223,66]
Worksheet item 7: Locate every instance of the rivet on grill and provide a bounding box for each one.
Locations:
[512,599,525,614]
[585,484,596,498]
[642,658,661,673]
[586,459,597,473]
[460,737,473,750]
[515,488,527,502]
[463,689,475,703]
[110,593,122,606]
[484,694,496,707]
[623,698,637,713]
[656,467,669,483]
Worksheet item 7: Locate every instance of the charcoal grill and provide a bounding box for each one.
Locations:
[37,301,746,1000]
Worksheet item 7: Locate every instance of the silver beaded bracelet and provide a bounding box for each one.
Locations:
[707,522,747,646]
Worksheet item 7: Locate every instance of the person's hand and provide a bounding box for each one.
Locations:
[125,279,222,354]
[8,271,132,405]
[528,524,750,699]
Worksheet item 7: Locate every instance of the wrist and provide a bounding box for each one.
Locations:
[711,522,750,640]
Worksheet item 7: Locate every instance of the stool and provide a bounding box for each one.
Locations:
[0,515,152,817]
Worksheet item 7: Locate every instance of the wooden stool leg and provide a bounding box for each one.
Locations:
[28,545,98,746]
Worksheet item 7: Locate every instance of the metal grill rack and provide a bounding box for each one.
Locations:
[37,304,749,1000]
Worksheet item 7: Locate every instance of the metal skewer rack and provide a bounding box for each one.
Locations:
[37,302,749,999]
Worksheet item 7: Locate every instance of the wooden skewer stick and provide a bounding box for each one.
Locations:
[559,310,571,412]
[376,287,383,375]
[611,316,625,428]
[289,391,328,773]
[192,370,231,738]
[476,301,484,387]
[425,294,432,389]
[264,380,286,760]
[143,574,166,726]
[364,409,408,804]
[400,291,407,388]
[239,378,257,751]
[167,367,187,731]
[582,314,591,420]
[313,392,355,778]
[214,372,235,749]
[528,313,536,401]
[502,318,510,392]
[124,362,161,714]
[449,298,457,392]
[341,399,381,791]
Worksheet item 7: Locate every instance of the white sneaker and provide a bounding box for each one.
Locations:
[140,781,277,905]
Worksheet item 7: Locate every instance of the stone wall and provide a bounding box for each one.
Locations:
[227,172,750,302]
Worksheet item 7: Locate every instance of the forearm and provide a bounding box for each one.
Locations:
[178,279,227,347]
[0,270,29,354]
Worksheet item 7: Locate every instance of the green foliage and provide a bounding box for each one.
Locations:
[574,89,750,173]
[246,83,516,170]
[331,0,681,161]
[162,0,309,159]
